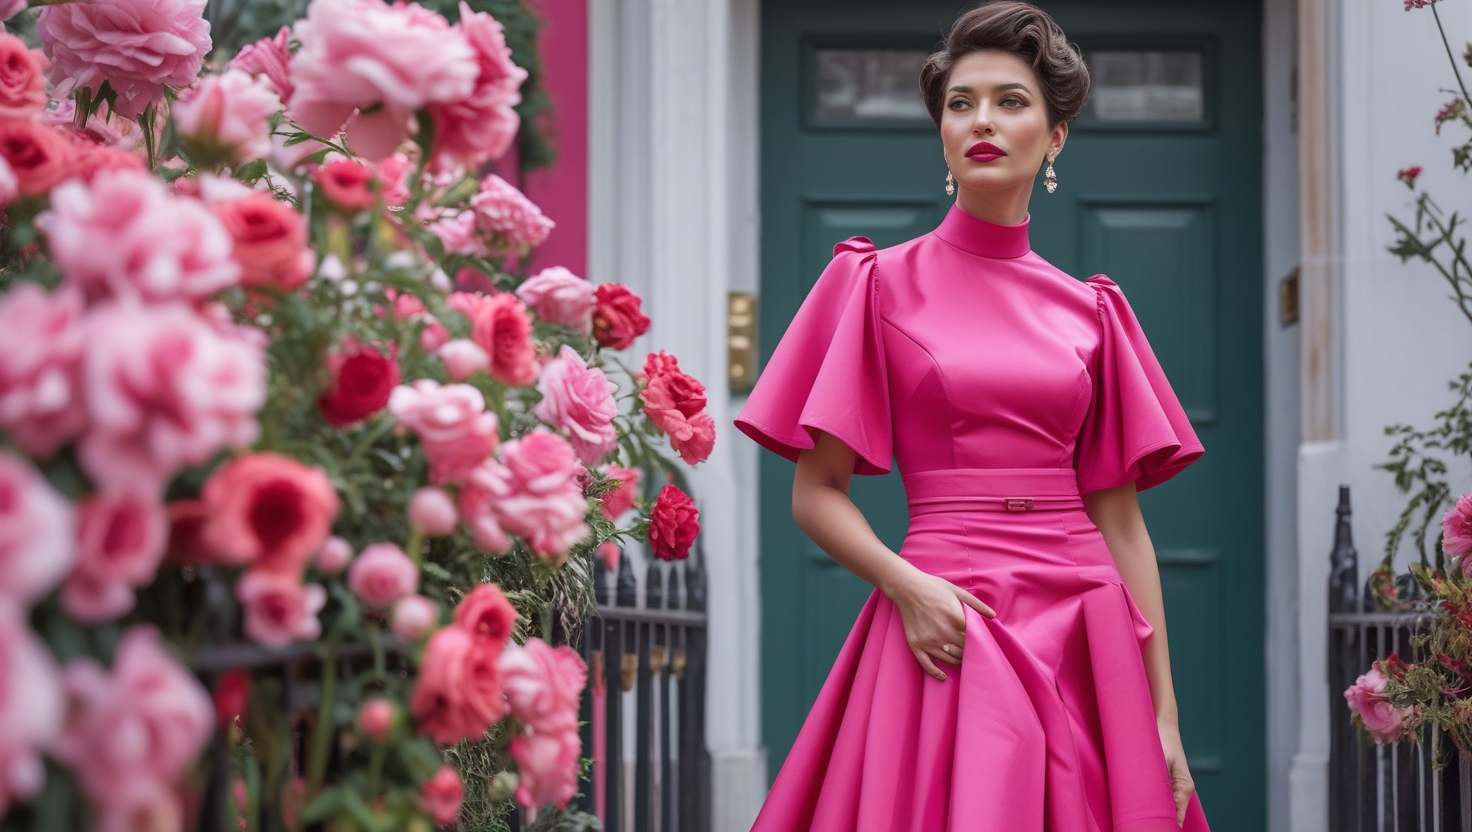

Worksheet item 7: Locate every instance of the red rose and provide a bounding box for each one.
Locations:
[0,36,48,119]
[0,119,78,196]
[592,283,651,350]
[212,192,315,292]
[319,342,400,427]
[213,670,250,727]
[453,583,518,646]
[201,452,340,577]
[648,484,699,561]
[638,352,715,465]
[162,500,209,566]
[469,292,540,387]
[410,625,509,744]
[313,157,376,211]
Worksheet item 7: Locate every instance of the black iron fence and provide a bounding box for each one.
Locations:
[580,541,712,832]
[1328,486,1472,831]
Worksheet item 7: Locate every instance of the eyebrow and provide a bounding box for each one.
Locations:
[947,82,1033,94]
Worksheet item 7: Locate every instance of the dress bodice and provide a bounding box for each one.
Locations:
[735,204,1202,495]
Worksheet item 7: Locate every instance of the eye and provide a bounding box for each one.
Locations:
[1000,95,1026,107]
[947,97,971,111]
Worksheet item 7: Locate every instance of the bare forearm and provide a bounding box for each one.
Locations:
[1084,485,1180,726]
[792,479,919,597]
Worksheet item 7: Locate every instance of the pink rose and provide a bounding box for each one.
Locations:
[236,571,327,647]
[419,765,464,826]
[0,119,77,198]
[421,319,452,353]
[427,2,526,169]
[598,466,642,521]
[80,303,265,494]
[510,729,581,819]
[229,27,294,102]
[469,174,554,255]
[314,535,353,575]
[0,601,63,816]
[499,638,587,735]
[40,169,240,303]
[534,345,618,466]
[471,430,589,564]
[0,451,76,607]
[37,0,211,119]
[428,210,486,257]
[468,292,540,387]
[639,351,716,465]
[212,192,316,293]
[376,151,413,208]
[0,156,15,207]
[287,0,478,160]
[452,583,517,646]
[410,625,509,744]
[409,487,459,536]
[458,484,511,554]
[392,595,439,641]
[347,542,419,609]
[202,453,340,576]
[60,491,168,624]
[388,380,500,485]
[596,542,621,572]
[517,267,595,334]
[1443,494,1472,559]
[357,699,394,743]
[174,69,281,167]
[437,338,490,381]
[0,1,24,23]
[0,36,49,119]
[1344,665,1413,744]
[54,626,213,812]
[0,283,88,458]
[94,778,183,832]
[313,157,377,211]
[649,484,699,562]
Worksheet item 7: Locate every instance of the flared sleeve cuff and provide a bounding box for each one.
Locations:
[1074,276,1204,494]
[734,237,893,475]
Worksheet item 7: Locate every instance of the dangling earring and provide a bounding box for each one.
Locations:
[945,170,955,196]
[1044,157,1058,194]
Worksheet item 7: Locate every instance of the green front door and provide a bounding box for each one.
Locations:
[757,0,1265,828]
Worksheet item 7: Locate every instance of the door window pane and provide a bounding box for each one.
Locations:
[814,48,930,122]
[1083,50,1204,122]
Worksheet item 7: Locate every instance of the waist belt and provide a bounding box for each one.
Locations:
[902,468,1084,515]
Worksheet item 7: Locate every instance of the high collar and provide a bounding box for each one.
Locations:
[933,204,1031,259]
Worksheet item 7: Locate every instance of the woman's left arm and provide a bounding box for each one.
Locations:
[1083,482,1194,826]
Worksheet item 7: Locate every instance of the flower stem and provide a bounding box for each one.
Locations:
[1431,2,1472,105]
[405,527,425,566]
[305,643,338,798]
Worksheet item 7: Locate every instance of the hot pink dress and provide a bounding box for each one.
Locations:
[733,205,1211,832]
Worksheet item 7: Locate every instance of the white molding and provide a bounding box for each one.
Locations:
[588,0,768,828]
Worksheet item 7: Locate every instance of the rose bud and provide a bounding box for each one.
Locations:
[408,487,459,536]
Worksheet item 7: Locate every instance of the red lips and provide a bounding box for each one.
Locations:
[965,141,1006,157]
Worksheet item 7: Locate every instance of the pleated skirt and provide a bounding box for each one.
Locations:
[751,468,1211,832]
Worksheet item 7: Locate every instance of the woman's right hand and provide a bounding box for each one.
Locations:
[885,569,995,681]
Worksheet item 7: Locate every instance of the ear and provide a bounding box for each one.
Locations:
[1049,121,1069,161]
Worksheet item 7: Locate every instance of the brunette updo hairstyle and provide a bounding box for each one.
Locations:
[919,2,1090,128]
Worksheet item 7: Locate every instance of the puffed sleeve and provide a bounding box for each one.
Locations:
[734,237,892,475]
[1074,276,1204,494]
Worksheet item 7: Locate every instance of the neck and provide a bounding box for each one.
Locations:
[954,182,1033,226]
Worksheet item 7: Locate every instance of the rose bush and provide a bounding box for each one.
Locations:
[0,0,714,828]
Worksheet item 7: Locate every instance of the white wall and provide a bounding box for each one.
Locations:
[1290,1,1472,829]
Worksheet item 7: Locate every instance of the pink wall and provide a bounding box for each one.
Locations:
[522,0,588,278]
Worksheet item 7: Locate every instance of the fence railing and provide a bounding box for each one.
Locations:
[579,540,712,832]
[1328,486,1472,831]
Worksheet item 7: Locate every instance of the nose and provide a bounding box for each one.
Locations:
[971,101,996,135]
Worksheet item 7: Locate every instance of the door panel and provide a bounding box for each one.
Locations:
[759,1,1264,828]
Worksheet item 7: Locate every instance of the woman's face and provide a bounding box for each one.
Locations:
[940,49,1067,222]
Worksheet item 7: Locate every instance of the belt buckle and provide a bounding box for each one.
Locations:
[1004,498,1034,512]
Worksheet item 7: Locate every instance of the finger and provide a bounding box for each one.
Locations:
[941,643,964,660]
[930,645,961,666]
[912,648,947,681]
[953,587,996,619]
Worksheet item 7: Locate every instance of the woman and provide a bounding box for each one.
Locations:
[733,3,1211,830]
